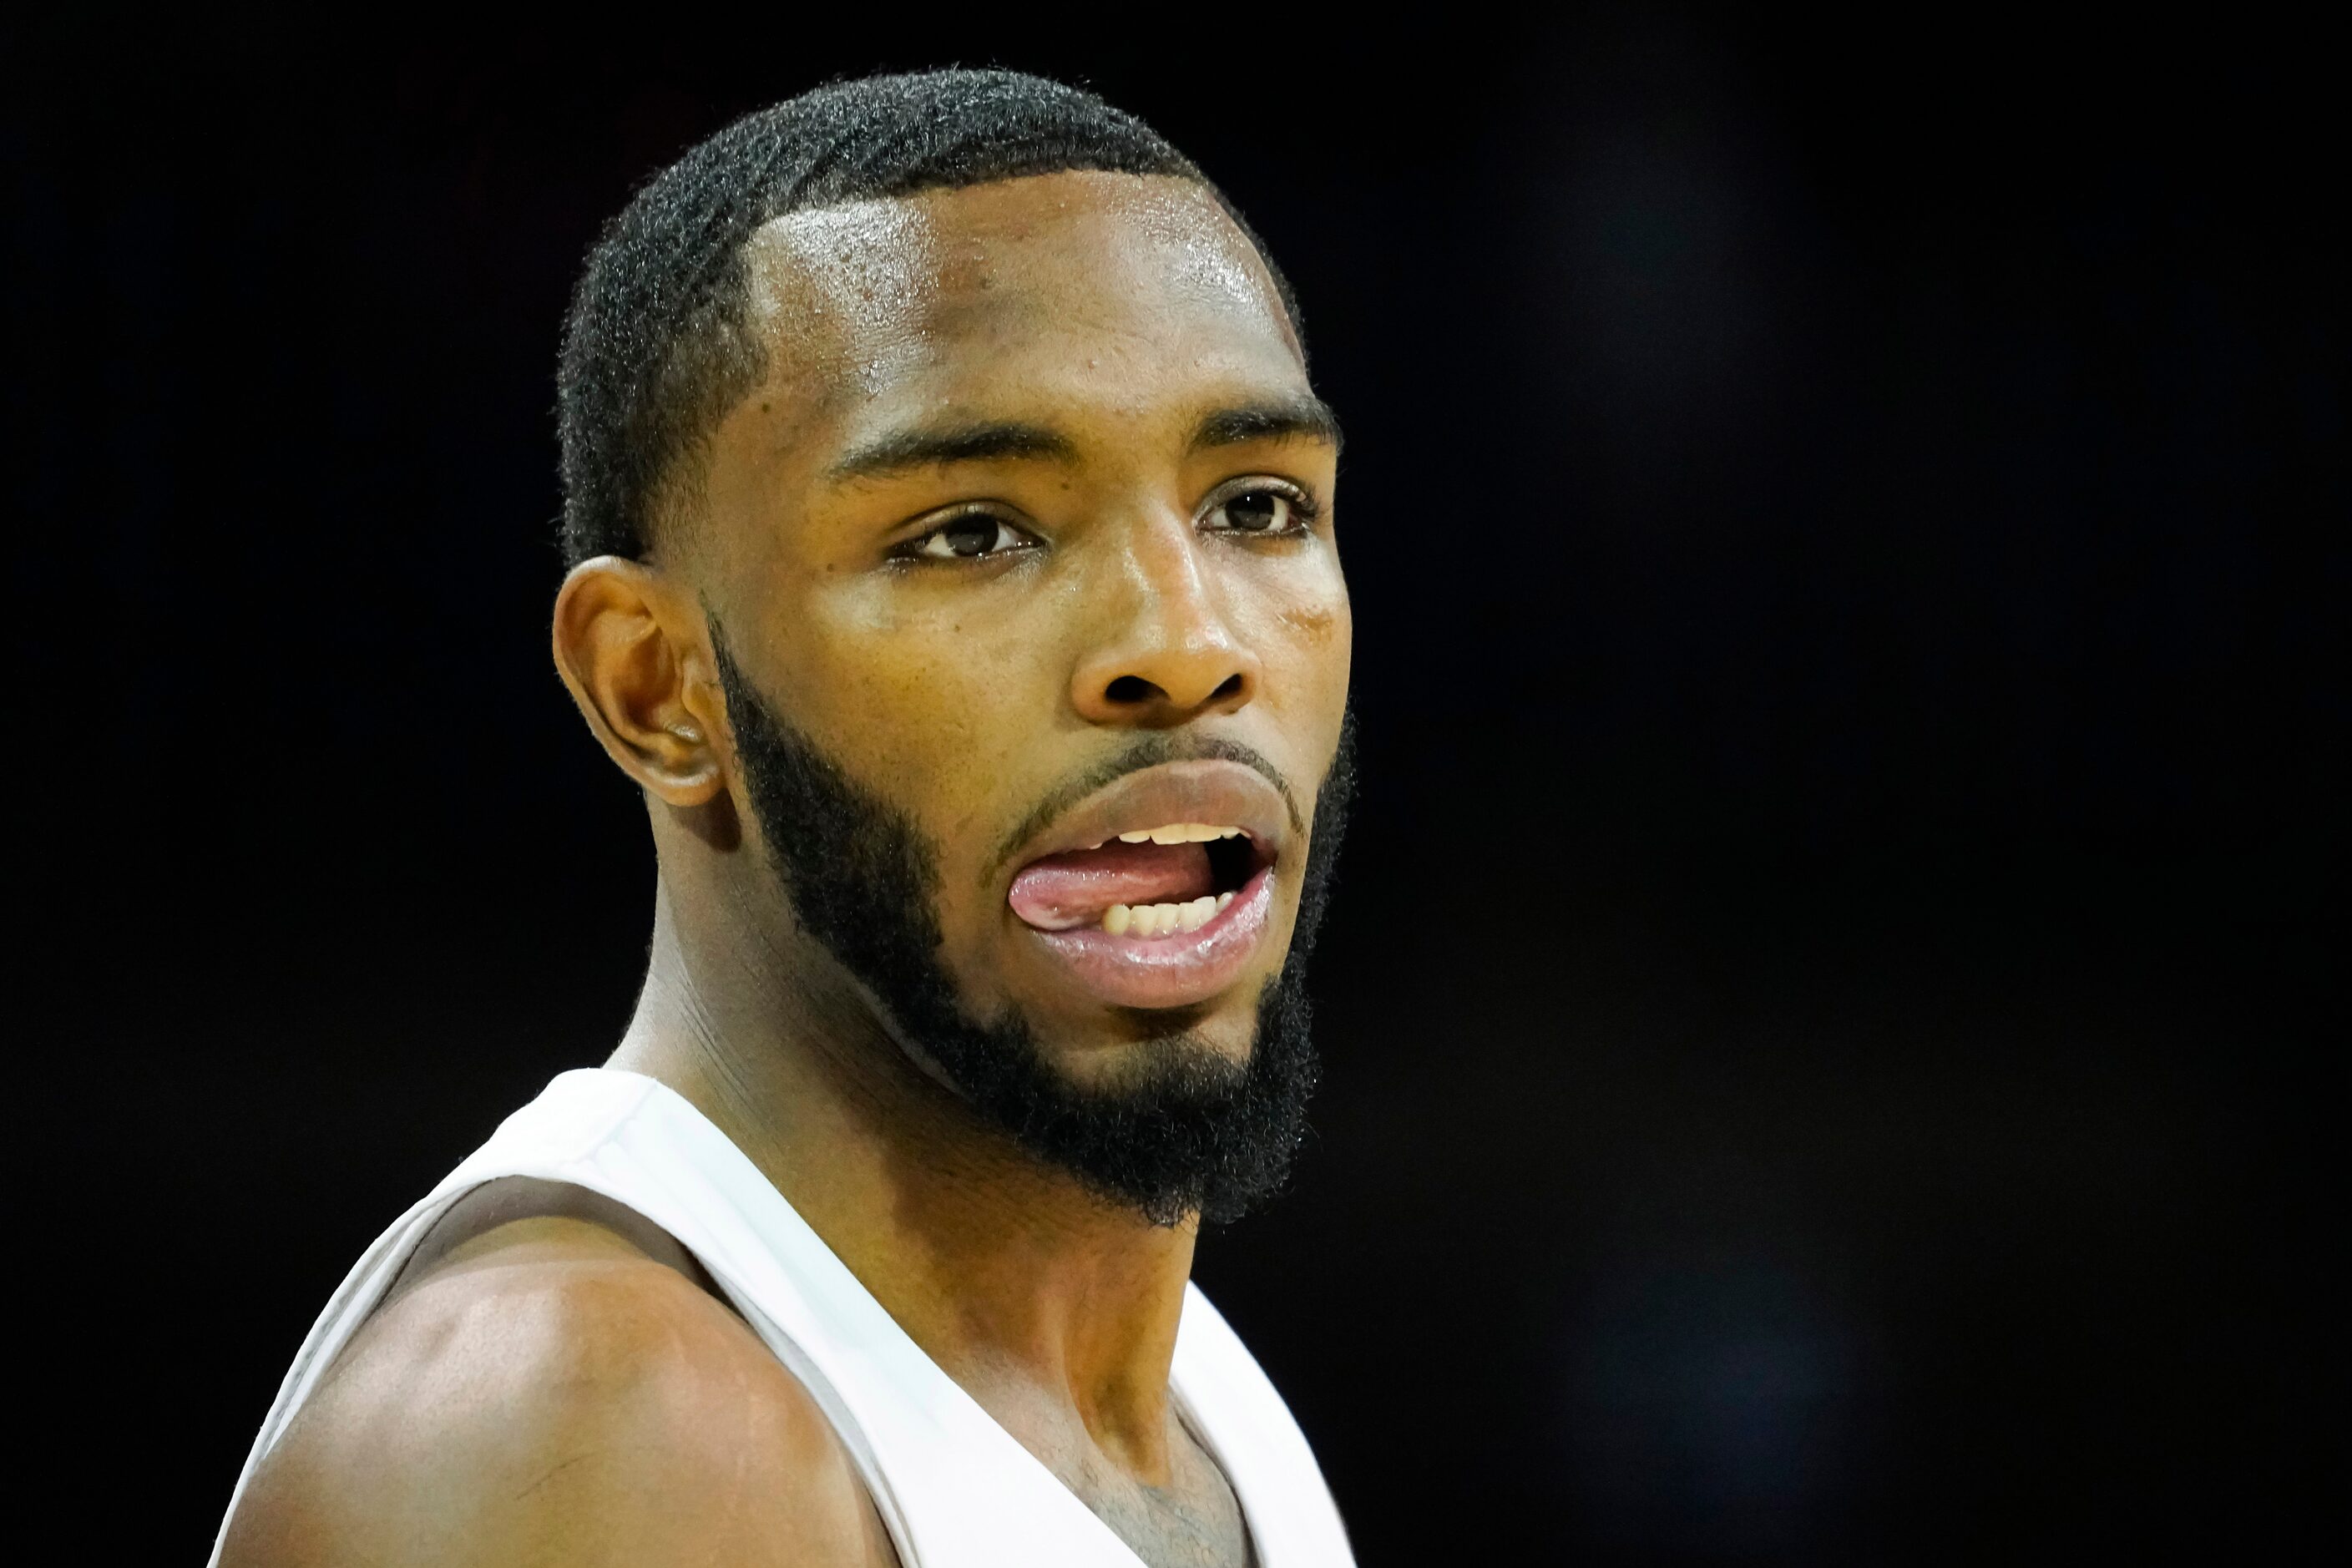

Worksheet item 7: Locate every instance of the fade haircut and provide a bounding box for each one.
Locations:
[556,68,1304,568]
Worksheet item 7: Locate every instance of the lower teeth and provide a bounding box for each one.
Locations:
[1104,890,1235,936]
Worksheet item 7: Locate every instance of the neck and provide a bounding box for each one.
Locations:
[607,859,1198,1481]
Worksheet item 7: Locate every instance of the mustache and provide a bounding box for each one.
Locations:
[985,733,1308,887]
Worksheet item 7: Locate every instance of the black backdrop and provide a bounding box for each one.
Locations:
[8,12,2337,1564]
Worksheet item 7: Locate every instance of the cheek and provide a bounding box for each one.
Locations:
[1252,560,1353,705]
[1257,571,1353,806]
[1277,597,1347,649]
[794,604,1052,999]
[792,589,1047,810]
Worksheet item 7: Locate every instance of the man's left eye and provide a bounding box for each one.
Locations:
[1205,487,1311,535]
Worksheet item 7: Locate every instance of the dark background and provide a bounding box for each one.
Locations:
[8,11,2338,1564]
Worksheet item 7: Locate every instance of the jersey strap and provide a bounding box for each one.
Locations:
[211,1068,1354,1566]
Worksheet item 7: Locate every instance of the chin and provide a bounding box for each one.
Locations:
[1037,1002,1262,1092]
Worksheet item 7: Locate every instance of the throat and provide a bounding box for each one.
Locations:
[975,1365,1251,1568]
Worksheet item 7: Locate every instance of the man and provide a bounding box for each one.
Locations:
[216,68,1355,1567]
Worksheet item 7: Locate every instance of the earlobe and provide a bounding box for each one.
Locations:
[551,558,725,807]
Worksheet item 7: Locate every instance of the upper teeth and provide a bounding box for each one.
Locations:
[1112,823,1244,846]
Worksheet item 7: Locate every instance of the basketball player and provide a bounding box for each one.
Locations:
[215,69,1356,1568]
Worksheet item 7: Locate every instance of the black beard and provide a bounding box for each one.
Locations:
[709,623,1353,1226]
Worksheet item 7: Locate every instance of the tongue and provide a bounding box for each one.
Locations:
[1009,841,1216,930]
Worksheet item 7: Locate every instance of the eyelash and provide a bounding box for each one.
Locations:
[893,507,1034,563]
[1204,479,1320,538]
[893,480,1320,564]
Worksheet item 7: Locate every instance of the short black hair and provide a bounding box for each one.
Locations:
[556,68,1303,567]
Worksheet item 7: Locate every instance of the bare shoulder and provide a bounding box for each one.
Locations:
[221,1181,896,1568]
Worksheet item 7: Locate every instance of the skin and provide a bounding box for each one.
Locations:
[224,170,1351,1568]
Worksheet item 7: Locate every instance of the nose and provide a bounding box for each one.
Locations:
[1070,523,1262,727]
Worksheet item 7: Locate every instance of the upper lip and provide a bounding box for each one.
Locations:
[1007,760,1290,877]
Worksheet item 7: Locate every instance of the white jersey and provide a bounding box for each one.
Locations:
[210,1068,1353,1566]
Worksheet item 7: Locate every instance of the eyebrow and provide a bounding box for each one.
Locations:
[827,420,1079,484]
[826,394,1345,486]
[1190,395,1345,455]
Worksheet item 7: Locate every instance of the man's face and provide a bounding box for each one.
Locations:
[688,171,1352,1124]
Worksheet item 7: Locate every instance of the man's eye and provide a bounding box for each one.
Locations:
[910,513,1029,560]
[1205,486,1312,535]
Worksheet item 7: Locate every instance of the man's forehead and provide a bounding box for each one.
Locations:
[738,171,1298,401]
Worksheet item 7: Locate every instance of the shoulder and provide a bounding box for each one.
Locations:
[221,1191,895,1568]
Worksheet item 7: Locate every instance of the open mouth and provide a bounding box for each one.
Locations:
[1005,821,1279,1010]
[1008,823,1271,935]
[995,757,1293,1010]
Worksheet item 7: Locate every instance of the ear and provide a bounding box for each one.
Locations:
[551,557,724,807]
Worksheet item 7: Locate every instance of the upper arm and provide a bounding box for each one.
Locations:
[220,1222,895,1568]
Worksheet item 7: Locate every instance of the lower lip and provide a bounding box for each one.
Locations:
[1019,867,1276,1010]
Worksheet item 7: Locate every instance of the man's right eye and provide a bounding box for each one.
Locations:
[902,512,1034,561]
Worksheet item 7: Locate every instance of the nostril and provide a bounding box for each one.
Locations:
[1105,675,1157,705]
[1211,674,1245,702]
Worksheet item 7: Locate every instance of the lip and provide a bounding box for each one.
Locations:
[1024,865,1276,1010]
[1003,759,1292,1011]
[1008,758,1292,869]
